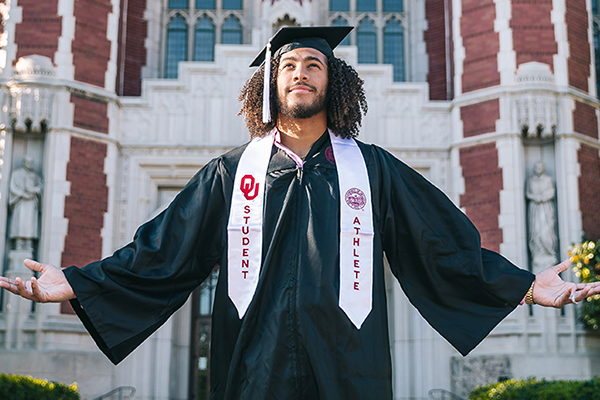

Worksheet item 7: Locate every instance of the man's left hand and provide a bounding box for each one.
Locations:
[533,258,600,307]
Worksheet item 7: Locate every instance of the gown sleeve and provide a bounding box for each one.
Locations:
[63,157,231,364]
[372,146,534,356]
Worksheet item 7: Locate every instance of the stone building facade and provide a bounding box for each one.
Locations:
[0,0,599,399]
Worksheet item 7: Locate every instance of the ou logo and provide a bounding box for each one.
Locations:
[240,175,260,200]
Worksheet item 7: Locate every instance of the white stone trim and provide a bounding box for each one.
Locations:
[56,0,76,81]
[552,0,569,88]
[494,0,516,86]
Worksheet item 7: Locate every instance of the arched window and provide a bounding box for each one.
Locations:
[196,0,215,8]
[383,0,403,12]
[384,18,404,81]
[165,15,188,78]
[221,15,242,44]
[357,18,377,63]
[223,0,242,9]
[357,0,376,12]
[330,0,349,12]
[169,0,188,9]
[194,15,215,61]
[332,16,350,46]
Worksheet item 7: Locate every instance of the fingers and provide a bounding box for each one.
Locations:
[23,259,46,273]
[553,258,572,274]
[0,276,19,294]
[30,277,44,302]
[15,277,37,302]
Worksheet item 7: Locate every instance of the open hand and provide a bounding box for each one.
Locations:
[0,259,75,303]
[533,258,600,307]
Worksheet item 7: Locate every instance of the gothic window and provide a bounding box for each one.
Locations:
[330,0,349,12]
[223,0,242,9]
[197,0,215,8]
[165,14,188,79]
[357,0,376,12]
[169,0,187,9]
[332,16,350,46]
[383,0,403,12]
[357,18,377,63]
[222,15,242,44]
[384,18,404,81]
[194,15,215,61]
[328,0,406,81]
[163,0,245,78]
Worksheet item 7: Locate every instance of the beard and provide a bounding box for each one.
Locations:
[276,84,327,119]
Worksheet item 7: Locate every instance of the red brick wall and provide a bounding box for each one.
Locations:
[71,94,109,134]
[61,137,108,313]
[459,142,503,251]
[461,0,500,93]
[565,0,591,93]
[425,0,450,100]
[116,0,148,96]
[573,101,598,139]
[460,99,500,137]
[14,0,62,62]
[578,145,600,241]
[73,0,112,87]
[510,0,557,69]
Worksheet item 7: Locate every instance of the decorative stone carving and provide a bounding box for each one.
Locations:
[513,62,558,139]
[451,356,512,398]
[5,56,56,133]
[526,160,557,271]
[14,55,55,78]
[8,155,42,253]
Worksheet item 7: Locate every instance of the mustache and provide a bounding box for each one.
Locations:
[287,82,316,91]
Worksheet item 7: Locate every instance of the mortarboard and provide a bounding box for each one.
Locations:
[250,26,353,123]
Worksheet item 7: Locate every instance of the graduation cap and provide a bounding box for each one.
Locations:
[250,26,353,123]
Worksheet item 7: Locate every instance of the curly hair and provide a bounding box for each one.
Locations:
[238,54,368,139]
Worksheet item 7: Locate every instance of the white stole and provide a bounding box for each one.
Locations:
[227,132,275,318]
[228,130,374,328]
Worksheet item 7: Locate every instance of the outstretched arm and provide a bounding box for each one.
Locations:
[532,258,600,307]
[0,259,75,303]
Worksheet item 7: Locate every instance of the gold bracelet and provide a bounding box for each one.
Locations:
[525,281,535,305]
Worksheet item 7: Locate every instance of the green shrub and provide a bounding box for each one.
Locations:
[0,374,80,400]
[468,377,600,400]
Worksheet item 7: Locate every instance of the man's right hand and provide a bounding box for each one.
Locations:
[0,259,76,303]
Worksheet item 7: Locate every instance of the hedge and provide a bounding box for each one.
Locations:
[469,377,600,400]
[0,374,80,400]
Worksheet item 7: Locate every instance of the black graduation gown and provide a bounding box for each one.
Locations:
[63,133,534,400]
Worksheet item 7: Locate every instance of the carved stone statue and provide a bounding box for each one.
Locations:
[526,160,557,271]
[8,155,42,252]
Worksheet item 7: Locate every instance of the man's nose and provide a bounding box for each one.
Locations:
[293,65,308,81]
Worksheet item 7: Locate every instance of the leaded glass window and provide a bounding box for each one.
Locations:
[383,0,402,12]
[222,15,242,44]
[196,0,215,8]
[330,0,349,12]
[169,0,188,9]
[357,18,377,63]
[384,18,404,81]
[332,16,350,46]
[328,0,406,80]
[194,15,215,61]
[223,0,242,9]
[165,15,188,78]
[357,0,376,12]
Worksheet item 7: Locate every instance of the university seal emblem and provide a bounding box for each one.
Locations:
[344,187,366,210]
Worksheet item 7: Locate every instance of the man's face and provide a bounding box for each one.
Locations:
[276,47,328,120]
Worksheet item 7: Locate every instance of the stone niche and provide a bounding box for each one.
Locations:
[451,356,512,398]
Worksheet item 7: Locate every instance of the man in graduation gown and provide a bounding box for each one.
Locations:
[2,27,600,400]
